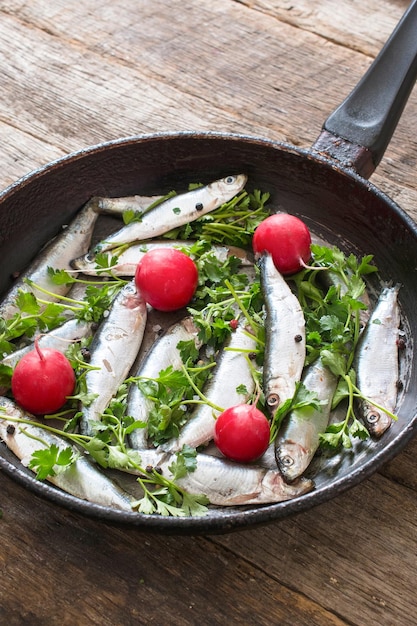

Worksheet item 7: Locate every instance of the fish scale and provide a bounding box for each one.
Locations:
[275,357,338,481]
[163,323,258,452]
[72,240,252,276]
[128,316,200,450]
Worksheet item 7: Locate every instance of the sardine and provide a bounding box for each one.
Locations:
[275,357,338,481]
[79,280,147,435]
[1,318,95,370]
[94,174,247,252]
[164,323,258,452]
[356,285,400,437]
[0,202,99,321]
[126,448,314,506]
[72,240,253,276]
[259,253,306,415]
[0,397,133,511]
[128,317,200,449]
[89,194,164,215]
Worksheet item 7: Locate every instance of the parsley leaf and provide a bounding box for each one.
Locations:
[168,445,198,480]
[28,444,75,480]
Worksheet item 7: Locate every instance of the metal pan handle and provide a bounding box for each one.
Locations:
[312,0,417,178]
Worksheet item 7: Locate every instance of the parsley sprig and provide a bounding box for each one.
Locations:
[0,292,67,356]
[132,359,216,446]
[187,247,263,350]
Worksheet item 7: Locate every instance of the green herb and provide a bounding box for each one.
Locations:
[28,443,76,480]
[33,275,126,324]
[0,292,68,356]
[133,360,215,446]
[187,247,263,350]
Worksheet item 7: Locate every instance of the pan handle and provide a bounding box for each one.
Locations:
[312,0,417,179]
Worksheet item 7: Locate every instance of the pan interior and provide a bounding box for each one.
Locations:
[0,133,416,532]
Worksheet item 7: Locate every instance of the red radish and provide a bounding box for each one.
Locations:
[11,342,76,415]
[214,404,270,463]
[252,213,312,275]
[135,248,198,311]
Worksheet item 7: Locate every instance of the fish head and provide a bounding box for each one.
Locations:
[275,440,311,483]
[265,377,297,419]
[262,470,314,501]
[364,405,392,437]
[121,280,147,311]
[209,174,247,199]
[70,251,97,271]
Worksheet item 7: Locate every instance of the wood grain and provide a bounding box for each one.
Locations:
[0,2,416,625]
[1,0,417,218]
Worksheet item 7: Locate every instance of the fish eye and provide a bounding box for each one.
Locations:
[124,283,136,294]
[225,176,236,184]
[266,393,280,408]
[281,455,294,467]
[367,412,380,424]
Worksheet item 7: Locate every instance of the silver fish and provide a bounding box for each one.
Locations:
[94,174,247,252]
[259,253,306,415]
[275,357,338,481]
[89,194,164,215]
[126,448,314,506]
[80,280,147,435]
[164,323,258,452]
[0,397,133,511]
[128,317,200,450]
[0,202,99,321]
[1,318,95,370]
[356,285,400,437]
[72,240,253,276]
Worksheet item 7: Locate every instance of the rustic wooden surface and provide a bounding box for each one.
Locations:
[0,1,416,624]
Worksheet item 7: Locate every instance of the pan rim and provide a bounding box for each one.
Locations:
[2,129,417,235]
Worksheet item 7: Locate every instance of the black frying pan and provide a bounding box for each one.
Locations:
[0,2,417,534]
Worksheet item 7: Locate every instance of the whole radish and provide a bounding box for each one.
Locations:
[11,341,76,415]
[214,404,270,463]
[135,248,198,311]
[253,213,311,275]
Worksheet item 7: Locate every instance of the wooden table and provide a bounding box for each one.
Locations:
[0,2,416,624]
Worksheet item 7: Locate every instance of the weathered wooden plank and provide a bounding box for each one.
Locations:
[1,460,415,626]
[213,471,417,626]
[3,0,406,56]
[381,435,417,491]
[0,472,345,626]
[0,0,416,222]
[235,0,408,56]
[0,121,65,189]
